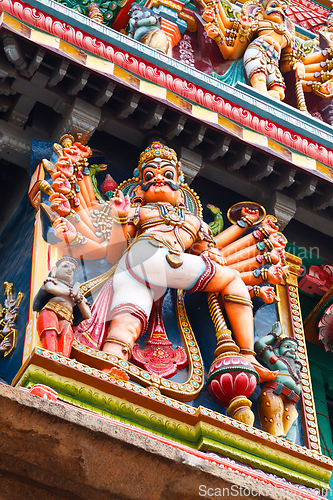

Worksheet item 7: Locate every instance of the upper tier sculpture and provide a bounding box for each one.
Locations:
[199,0,333,104]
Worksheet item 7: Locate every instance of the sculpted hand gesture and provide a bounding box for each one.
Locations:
[267,264,289,285]
[0,337,11,352]
[294,61,305,80]
[50,193,71,217]
[73,282,81,297]
[203,7,216,23]
[55,157,74,178]
[269,232,287,249]
[259,286,279,304]
[51,172,72,195]
[110,190,131,218]
[270,248,286,265]
[239,14,252,28]
[53,217,77,243]
[204,23,222,40]
[202,247,226,266]
[261,217,279,235]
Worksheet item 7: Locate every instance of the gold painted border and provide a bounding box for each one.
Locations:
[276,253,321,453]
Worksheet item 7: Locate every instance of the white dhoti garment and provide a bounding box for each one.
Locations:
[108,236,215,334]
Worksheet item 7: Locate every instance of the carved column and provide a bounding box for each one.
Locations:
[267,192,296,230]
[52,98,101,142]
[0,125,31,168]
[179,147,202,185]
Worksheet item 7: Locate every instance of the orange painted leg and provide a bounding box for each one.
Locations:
[250,72,268,94]
[37,309,59,353]
[40,330,58,352]
[267,85,285,101]
[58,320,74,358]
[103,313,142,359]
[101,313,141,380]
[204,267,278,382]
[250,73,285,100]
[283,399,298,437]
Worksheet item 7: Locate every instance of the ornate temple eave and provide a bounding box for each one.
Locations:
[1,0,333,241]
[1,0,333,173]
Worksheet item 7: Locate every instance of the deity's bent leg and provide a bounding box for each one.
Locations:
[266,66,286,101]
[104,239,209,358]
[105,239,276,382]
[203,264,278,382]
[104,314,142,358]
[283,398,298,438]
[36,309,58,353]
[244,42,268,94]
[244,40,285,100]
[57,319,74,358]
[203,264,253,345]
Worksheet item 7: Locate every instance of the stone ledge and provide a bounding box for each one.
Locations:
[0,383,320,500]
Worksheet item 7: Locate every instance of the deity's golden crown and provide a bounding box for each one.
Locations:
[134,141,182,180]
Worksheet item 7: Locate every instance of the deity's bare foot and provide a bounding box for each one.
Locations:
[102,366,130,381]
[267,265,289,285]
[244,354,279,384]
[270,248,286,265]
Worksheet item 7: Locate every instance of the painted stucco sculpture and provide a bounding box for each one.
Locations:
[255,321,302,442]
[318,300,333,353]
[97,156,275,385]
[131,296,188,378]
[207,292,258,425]
[126,3,169,54]
[200,0,333,104]
[0,282,23,357]
[37,135,291,389]
[33,257,91,358]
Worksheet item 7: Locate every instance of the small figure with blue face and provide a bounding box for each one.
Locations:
[127,3,159,41]
[255,322,302,442]
[126,4,169,54]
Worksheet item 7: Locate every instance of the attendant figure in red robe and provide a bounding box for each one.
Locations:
[34,257,91,357]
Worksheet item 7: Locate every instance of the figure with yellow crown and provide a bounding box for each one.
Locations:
[37,134,290,393]
[199,0,333,105]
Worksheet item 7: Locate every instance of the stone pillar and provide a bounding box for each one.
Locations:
[52,97,101,142]
[267,192,296,230]
[179,147,202,185]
